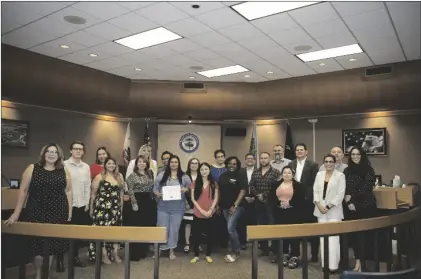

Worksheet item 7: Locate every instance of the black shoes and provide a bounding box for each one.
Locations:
[73,256,86,268]
[56,254,65,273]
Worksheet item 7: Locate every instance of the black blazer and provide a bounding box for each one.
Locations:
[268,179,306,211]
[239,167,255,197]
[288,159,319,200]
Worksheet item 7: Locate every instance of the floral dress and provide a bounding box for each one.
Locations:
[88,179,122,260]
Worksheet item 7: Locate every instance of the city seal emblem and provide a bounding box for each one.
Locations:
[179,133,199,153]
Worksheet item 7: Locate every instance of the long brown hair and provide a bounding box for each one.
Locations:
[101,157,124,188]
[37,143,64,169]
[133,155,153,179]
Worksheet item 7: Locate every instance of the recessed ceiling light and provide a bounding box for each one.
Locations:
[114,27,182,50]
[244,74,251,78]
[89,53,98,57]
[318,63,326,67]
[197,65,249,78]
[60,45,70,49]
[135,68,142,71]
[296,44,363,62]
[189,76,195,79]
[267,71,274,74]
[231,2,319,21]
[349,58,357,62]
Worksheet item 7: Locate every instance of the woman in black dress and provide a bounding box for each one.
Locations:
[5,143,72,279]
[125,155,156,260]
[88,157,125,264]
[343,146,377,272]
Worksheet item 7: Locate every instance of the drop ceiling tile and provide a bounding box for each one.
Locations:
[108,12,159,34]
[269,55,316,77]
[29,16,78,37]
[164,54,202,68]
[117,2,154,11]
[1,19,22,34]
[2,24,56,49]
[239,59,279,73]
[47,6,102,30]
[236,34,278,52]
[306,58,344,74]
[164,38,202,53]
[1,2,46,29]
[335,53,373,69]
[251,13,299,35]
[228,50,263,65]
[316,32,358,49]
[143,58,176,70]
[136,2,190,25]
[252,45,291,60]
[59,53,98,65]
[342,8,391,31]
[84,22,132,41]
[352,25,397,51]
[165,17,212,37]
[332,2,384,17]
[189,31,232,47]
[201,57,236,69]
[367,46,406,65]
[84,56,132,71]
[302,18,349,39]
[261,70,291,80]
[218,22,263,42]
[184,48,221,61]
[62,45,116,63]
[281,39,322,55]
[62,30,107,48]
[94,42,133,56]
[29,38,86,58]
[208,42,246,56]
[16,1,70,16]
[170,2,225,16]
[195,7,246,30]
[108,65,143,76]
[72,2,131,21]
[138,45,179,59]
[288,2,339,26]
[269,27,313,45]
[117,51,155,63]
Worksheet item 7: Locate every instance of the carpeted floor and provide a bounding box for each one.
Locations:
[7,245,343,279]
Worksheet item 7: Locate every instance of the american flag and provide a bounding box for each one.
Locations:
[249,123,259,167]
[143,119,150,145]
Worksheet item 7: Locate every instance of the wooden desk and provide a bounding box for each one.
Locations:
[373,185,418,209]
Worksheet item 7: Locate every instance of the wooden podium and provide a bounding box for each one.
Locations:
[374,185,419,209]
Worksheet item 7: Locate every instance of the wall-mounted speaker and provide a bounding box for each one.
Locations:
[225,127,246,137]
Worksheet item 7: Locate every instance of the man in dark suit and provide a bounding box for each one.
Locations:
[238,153,257,249]
[288,143,320,262]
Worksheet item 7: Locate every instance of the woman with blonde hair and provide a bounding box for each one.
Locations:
[88,157,125,264]
[126,144,158,179]
[4,143,72,279]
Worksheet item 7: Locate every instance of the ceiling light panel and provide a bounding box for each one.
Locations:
[296,44,364,62]
[197,65,249,78]
[114,27,182,50]
[231,2,319,21]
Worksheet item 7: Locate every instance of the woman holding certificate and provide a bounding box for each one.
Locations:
[190,162,219,264]
[153,155,192,260]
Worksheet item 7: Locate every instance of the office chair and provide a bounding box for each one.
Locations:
[341,268,419,279]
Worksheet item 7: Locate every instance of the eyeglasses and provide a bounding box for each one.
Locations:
[46,150,58,155]
[351,153,361,157]
[72,148,84,151]
[324,161,335,164]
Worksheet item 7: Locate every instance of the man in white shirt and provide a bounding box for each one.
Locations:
[288,143,319,262]
[64,141,91,268]
[319,146,348,173]
[270,144,291,172]
[238,153,257,249]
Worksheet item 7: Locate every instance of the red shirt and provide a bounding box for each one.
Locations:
[90,164,103,180]
[190,182,216,218]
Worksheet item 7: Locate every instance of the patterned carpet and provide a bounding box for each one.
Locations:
[7,246,344,279]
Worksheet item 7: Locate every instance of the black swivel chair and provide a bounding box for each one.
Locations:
[341,268,420,279]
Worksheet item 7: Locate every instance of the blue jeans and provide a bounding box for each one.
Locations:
[223,207,245,254]
[157,210,184,250]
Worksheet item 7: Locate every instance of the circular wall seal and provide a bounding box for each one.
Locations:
[179,133,199,153]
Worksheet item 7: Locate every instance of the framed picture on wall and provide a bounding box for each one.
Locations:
[342,127,387,156]
[1,119,29,148]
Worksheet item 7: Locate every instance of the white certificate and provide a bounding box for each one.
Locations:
[162,185,182,201]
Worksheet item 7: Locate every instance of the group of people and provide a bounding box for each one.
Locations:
[4,139,377,278]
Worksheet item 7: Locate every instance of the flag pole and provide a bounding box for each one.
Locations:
[254,121,259,168]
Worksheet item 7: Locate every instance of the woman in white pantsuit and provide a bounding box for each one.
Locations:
[313,154,346,273]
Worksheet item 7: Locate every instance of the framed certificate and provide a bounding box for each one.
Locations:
[162,185,182,201]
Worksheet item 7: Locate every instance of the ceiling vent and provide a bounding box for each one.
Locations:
[364,65,393,80]
[181,82,207,93]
